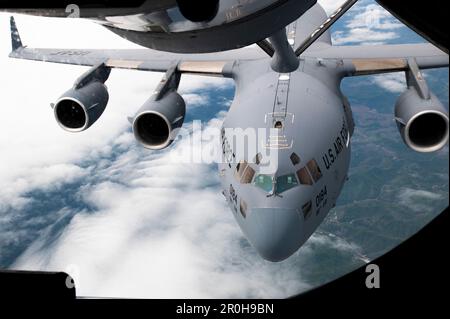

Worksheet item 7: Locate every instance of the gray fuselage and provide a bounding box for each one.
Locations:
[218,6,354,262]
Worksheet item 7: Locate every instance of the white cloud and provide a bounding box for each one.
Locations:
[332,28,399,45]
[182,93,210,108]
[329,0,405,45]
[346,4,403,30]
[398,188,445,213]
[0,164,88,211]
[371,72,407,93]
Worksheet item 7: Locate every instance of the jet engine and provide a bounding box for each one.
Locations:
[395,88,449,152]
[133,91,186,150]
[54,82,109,132]
[53,63,111,132]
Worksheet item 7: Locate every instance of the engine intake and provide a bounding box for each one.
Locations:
[395,88,449,152]
[54,81,109,132]
[133,92,186,150]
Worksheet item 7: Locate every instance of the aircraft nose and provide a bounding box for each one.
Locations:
[246,208,304,262]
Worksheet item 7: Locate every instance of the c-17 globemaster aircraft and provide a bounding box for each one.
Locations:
[5,1,449,261]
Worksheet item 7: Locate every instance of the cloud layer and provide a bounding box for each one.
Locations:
[10,117,364,298]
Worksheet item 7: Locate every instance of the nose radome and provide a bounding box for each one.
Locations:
[246,208,304,262]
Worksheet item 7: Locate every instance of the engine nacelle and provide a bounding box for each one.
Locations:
[133,92,186,150]
[395,88,449,152]
[54,81,109,132]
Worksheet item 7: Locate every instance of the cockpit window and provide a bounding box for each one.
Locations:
[241,165,255,184]
[306,159,323,182]
[255,153,262,165]
[276,174,299,193]
[290,153,301,166]
[297,167,313,185]
[302,200,312,220]
[240,199,248,218]
[235,160,255,184]
[254,174,299,194]
[254,175,273,192]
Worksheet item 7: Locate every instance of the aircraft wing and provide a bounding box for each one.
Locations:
[302,43,449,76]
[8,17,266,77]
